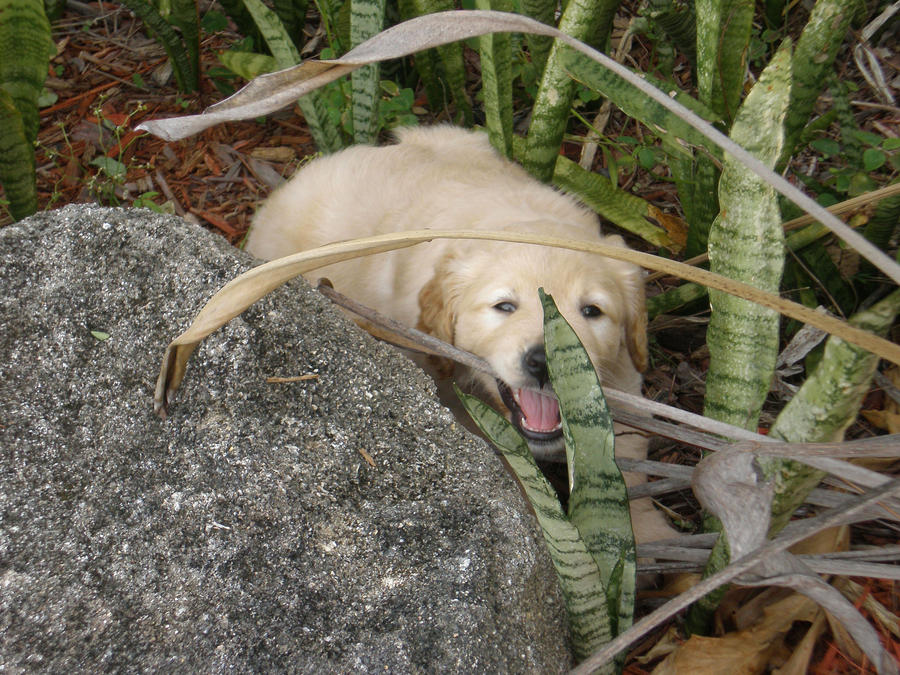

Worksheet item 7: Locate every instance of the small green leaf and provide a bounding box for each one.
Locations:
[37,88,57,107]
[862,148,886,172]
[810,138,840,156]
[90,330,110,341]
[636,147,656,169]
[847,129,883,147]
[90,156,127,179]
[201,9,229,32]
[882,138,900,151]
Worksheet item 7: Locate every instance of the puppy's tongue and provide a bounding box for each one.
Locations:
[516,388,561,433]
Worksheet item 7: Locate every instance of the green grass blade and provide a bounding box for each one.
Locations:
[475,0,513,157]
[0,0,55,140]
[0,89,37,220]
[703,43,792,429]
[552,155,671,248]
[521,0,621,182]
[242,0,342,152]
[695,0,753,124]
[456,389,615,664]
[349,0,386,144]
[540,290,636,635]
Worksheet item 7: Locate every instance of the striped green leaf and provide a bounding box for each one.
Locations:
[456,389,615,664]
[402,0,472,124]
[521,0,620,182]
[552,153,671,249]
[0,89,36,220]
[119,0,198,91]
[689,43,792,632]
[781,0,865,165]
[0,0,54,141]
[643,0,696,67]
[764,289,900,533]
[560,46,722,159]
[218,50,279,80]
[519,0,555,76]
[695,0,753,124]
[272,0,309,49]
[242,0,342,152]
[540,289,635,636]
[703,43,792,429]
[475,0,513,157]
[349,0,386,144]
[157,0,200,94]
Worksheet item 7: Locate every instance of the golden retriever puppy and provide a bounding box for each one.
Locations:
[246,125,675,544]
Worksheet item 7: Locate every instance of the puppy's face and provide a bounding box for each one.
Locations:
[418,234,647,452]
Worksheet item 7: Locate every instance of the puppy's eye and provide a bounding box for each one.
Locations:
[581,304,603,318]
[493,301,517,313]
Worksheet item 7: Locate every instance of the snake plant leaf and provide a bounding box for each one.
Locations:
[552,154,674,250]
[695,0,753,125]
[560,46,723,160]
[518,0,554,75]
[243,0,342,152]
[520,0,619,182]
[703,42,792,430]
[539,289,636,636]
[400,0,472,124]
[781,0,865,165]
[0,0,54,142]
[0,89,37,220]
[349,0,386,144]
[217,50,279,81]
[691,43,791,631]
[475,0,513,157]
[642,0,696,67]
[455,388,615,664]
[157,0,200,93]
[119,0,198,91]
[763,288,900,533]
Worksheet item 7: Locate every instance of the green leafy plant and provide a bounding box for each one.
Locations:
[458,290,635,668]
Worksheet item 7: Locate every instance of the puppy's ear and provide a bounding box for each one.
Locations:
[417,257,459,378]
[626,290,649,373]
[605,235,649,373]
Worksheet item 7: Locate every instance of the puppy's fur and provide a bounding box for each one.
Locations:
[246,126,675,543]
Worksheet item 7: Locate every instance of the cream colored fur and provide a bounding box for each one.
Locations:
[246,126,676,544]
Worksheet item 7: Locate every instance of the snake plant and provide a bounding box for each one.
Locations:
[0,0,53,221]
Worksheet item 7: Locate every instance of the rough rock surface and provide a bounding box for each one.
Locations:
[0,205,570,672]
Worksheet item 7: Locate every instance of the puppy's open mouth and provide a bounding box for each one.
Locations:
[497,381,562,441]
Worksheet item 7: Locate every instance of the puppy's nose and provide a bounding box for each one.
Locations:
[523,346,549,387]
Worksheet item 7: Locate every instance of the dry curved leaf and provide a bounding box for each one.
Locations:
[154,230,900,416]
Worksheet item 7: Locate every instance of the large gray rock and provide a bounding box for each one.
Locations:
[0,205,570,672]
